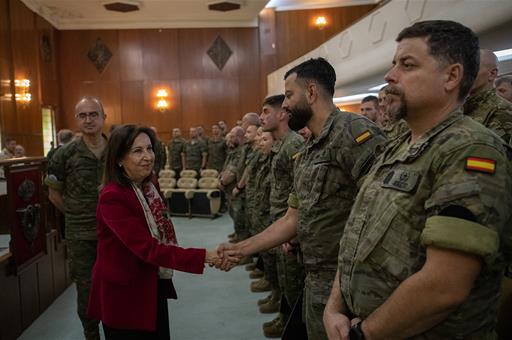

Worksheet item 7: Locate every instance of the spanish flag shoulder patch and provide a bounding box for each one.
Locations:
[465,157,496,174]
[355,130,372,145]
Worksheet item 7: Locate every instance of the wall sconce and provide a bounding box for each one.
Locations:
[14,79,31,103]
[314,16,327,30]
[156,88,169,112]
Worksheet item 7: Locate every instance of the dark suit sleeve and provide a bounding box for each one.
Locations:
[98,189,206,274]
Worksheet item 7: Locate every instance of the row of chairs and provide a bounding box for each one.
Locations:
[158,169,221,218]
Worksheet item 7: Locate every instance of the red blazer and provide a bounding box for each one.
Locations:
[87,181,206,331]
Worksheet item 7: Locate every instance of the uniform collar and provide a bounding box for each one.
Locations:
[382,108,463,164]
[464,88,495,115]
[309,108,340,147]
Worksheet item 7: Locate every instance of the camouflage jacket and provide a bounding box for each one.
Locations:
[248,153,273,233]
[45,137,106,240]
[222,145,244,193]
[154,140,167,175]
[183,138,207,170]
[206,136,227,172]
[288,108,386,272]
[168,138,185,170]
[269,130,303,220]
[381,119,409,141]
[338,110,512,338]
[464,88,512,144]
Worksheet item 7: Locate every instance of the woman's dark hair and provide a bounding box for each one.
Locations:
[103,124,157,187]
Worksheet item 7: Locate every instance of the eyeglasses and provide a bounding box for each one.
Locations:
[76,111,100,120]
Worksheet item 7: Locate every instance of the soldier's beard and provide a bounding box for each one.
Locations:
[287,102,313,131]
[386,86,408,121]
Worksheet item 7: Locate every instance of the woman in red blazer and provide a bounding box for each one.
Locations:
[87,125,220,340]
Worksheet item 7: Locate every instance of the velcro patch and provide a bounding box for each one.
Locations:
[355,130,371,145]
[465,157,496,174]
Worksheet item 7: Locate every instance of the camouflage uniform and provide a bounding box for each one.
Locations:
[464,88,512,278]
[206,136,227,172]
[233,144,253,240]
[270,130,306,311]
[45,137,105,340]
[168,137,185,176]
[381,118,409,141]
[338,110,512,339]
[153,139,167,175]
[183,138,207,174]
[247,153,278,287]
[464,88,512,144]
[288,109,386,339]
[223,145,245,238]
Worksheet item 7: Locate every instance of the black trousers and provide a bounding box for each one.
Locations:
[103,279,171,340]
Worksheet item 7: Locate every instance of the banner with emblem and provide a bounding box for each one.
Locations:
[3,158,47,271]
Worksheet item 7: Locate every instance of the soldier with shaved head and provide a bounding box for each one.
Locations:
[464,49,512,143]
[45,96,107,340]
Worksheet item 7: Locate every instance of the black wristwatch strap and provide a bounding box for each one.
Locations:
[349,321,365,340]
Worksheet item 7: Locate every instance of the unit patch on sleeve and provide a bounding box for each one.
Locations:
[465,157,496,174]
[355,130,372,145]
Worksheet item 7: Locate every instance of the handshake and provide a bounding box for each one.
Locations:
[205,243,244,271]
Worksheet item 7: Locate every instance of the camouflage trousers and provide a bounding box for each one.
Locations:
[261,250,279,289]
[277,250,305,309]
[303,270,337,340]
[67,239,100,340]
[228,194,249,240]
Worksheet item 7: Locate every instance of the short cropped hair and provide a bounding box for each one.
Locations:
[284,58,336,97]
[496,75,512,87]
[103,125,157,187]
[361,95,379,106]
[58,129,74,144]
[396,20,479,101]
[263,94,285,109]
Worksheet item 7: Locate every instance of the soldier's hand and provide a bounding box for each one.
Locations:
[232,187,240,197]
[323,308,351,340]
[215,243,242,271]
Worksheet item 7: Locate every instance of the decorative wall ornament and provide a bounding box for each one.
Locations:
[87,38,113,73]
[207,36,232,70]
[41,34,52,62]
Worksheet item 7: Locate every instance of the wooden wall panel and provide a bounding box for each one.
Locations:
[58,27,263,141]
[0,261,22,340]
[19,265,39,328]
[275,5,376,70]
[8,0,43,156]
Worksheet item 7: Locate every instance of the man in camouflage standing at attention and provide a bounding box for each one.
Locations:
[45,96,107,340]
[150,126,167,175]
[206,123,227,172]
[182,126,207,175]
[218,58,386,339]
[464,49,512,143]
[220,127,246,243]
[324,20,512,340]
[168,128,185,178]
[259,94,306,337]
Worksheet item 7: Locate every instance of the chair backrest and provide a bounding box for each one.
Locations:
[180,169,198,178]
[198,177,219,189]
[177,177,198,189]
[159,169,176,178]
[200,169,219,178]
[158,177,176,189]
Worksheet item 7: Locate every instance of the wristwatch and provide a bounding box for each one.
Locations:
[349,321,365,340]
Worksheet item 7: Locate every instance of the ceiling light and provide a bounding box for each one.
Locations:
[314,16,327,29]
[368,83,388,91]
[333,93,378,105]
[494,48,512,62]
